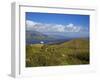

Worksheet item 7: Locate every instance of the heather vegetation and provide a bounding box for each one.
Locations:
[26,39,89,67]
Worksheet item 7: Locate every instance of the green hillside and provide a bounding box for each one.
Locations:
[26,38,89,67]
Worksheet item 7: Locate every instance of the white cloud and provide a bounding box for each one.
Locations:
[26,20,43,31]
[65,23,81,32]
[47,24,65,32]
[26,20,37,27]
[26,20,88,33]
[67,23,74,27]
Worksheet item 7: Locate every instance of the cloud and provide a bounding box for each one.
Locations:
[26,20,88,33]
[26,20,42,30]
[65,23,81,32]
[26,20,37,27]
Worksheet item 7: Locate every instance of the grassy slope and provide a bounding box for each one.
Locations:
[26,38,89,67]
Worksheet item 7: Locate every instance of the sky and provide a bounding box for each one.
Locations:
[26,12,89,38]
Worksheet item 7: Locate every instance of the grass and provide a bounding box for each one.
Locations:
[26,38,89,67]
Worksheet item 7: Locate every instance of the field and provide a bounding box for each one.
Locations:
[26,38,89,67]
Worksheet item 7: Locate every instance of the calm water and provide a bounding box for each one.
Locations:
[26,38,72,45]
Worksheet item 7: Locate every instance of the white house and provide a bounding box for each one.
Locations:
[40,41,44,44]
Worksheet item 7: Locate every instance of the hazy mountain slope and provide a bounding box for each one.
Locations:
[26,31,51,40]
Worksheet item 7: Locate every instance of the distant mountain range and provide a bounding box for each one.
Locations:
[26,30,55,44]
[26,30,50,40]
[26,30,89,44]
